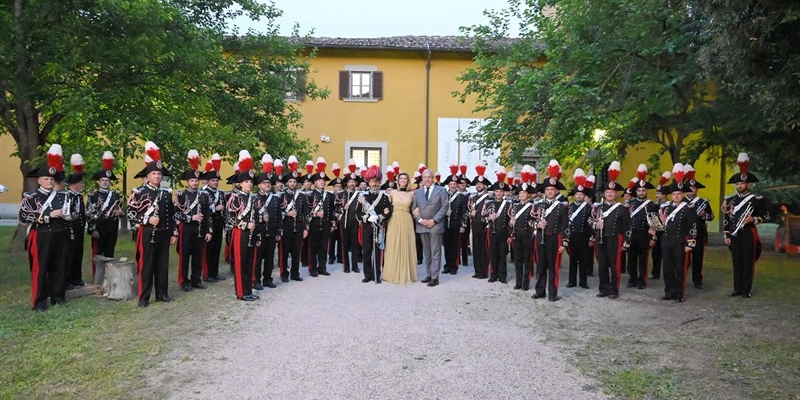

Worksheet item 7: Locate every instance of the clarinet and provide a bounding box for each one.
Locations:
[150,189,162,244]
[247,194,255,247]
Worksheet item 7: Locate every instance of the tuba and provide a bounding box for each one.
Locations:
[647,211,665,232]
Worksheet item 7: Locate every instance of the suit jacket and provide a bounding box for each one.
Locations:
[412,184,449,234]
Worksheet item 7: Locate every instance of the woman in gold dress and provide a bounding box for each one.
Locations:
[382,173,418,284]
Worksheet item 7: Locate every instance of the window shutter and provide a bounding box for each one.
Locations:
[372,71,383,100]
[339,70,350,99]
[297,72,307,101]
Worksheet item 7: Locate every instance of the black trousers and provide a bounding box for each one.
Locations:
[280,229,303,279]
[342,223,360,272]
[651,231,663,278]
[66,226,84,286]
[361,223,382,281]
[690,229,708,285]
[487,230,508,279]
[255,235,278,283]
[203,216,224,280]
[415,232,423,264]
[568,231,592,287]
[730,225,759,295]
[28,228,68,309]
[92,218,119,281]
[535,234,562,298]
[136,227,171,302]
[662,236,688,299]
[443,226,461,272]
[513,231,534,288]
[178,222,204,287]
[308,218,331,274]
[460,225,470,266]
[472,225,489,277]
[328,224,342,262]
[627,230,651,287]
[597,234,623,296]
[231,227,253,298]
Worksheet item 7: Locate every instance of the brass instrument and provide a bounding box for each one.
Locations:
[647,210,666,232]
[695,199,708,218]
[731,203,754,237]
[482,199,496,234]
[591,204,604,244]
[149,190,162,244]
[104,199,121,219]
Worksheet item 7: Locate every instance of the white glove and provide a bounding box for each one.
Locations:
[368,215,378,223]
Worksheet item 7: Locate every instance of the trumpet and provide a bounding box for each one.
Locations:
[531,202,545,245]
[647,210,666,232]
[104,199,121,219]
[695,199,708,218]
[591,204,604,244]
[731,203,754,237]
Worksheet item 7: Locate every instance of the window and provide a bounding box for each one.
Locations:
[350,147,382,168]
[339,66,383,101]
[281,68,306,102]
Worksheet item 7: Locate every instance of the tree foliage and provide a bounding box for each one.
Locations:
[1,0,327,191]
[457,0,798,179]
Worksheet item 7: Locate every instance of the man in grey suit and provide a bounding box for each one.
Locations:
[412,169,450,286]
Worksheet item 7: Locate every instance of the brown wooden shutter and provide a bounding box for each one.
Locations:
[339,70,350,99]
[372,71,383,100]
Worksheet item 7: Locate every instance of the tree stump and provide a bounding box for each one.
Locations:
[103,260,137,300]
[93,255,115,285]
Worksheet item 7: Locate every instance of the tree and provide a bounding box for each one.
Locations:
[694,0,800,178]
[1,0,327,194]
[456,0,718,172]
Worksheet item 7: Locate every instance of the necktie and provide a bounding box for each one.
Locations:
[425,187,430,200]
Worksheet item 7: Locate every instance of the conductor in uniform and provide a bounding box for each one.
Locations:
[658,164,697,302]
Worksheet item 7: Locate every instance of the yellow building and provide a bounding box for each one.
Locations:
[0,36,734,232]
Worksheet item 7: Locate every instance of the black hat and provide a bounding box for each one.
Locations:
[541,176,567,191]
[91,151,118,181]
[489,180,511,191]
[308,171,327,183]
[514,182,538,194]
[179,150,202,181]
[233,169,256,184]
[135,142,173,178]
[27,144,65,179]
[342,172,362,185]
[328,177,344,187]
[470,175,492,186]
[256,173,277,185]
[281,171,302,184]
[441,174,460,185]
[380,180,397,190]
[681,164,705,188]
[568,169,593,196]
[64,154,85,184]
[665,180,692,194]
[600,161,624,192]
[727,153,759,184]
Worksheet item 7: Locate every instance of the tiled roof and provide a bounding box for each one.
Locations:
[299,36,519,52]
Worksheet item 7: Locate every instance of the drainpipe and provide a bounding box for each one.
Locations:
[425,42,432,166]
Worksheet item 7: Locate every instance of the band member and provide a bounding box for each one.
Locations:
[658,164,697,302]
[307,158,335,277]
[722,153,770,298]
[469,163,493,279]
[254,165,281,290]
[626,165,659,289]
[339,167,363,274]
[357,166,393,283]
[442,168,467,275]
[510,167,538,290]
[64,154,87,289]
[226,151,259,301]
[593,162,631,299]
[457,166,471,267]
[531,161,569,301]
[279,157,307,282]
[20,144,69,311]
[174,150,211,292]
[126,142,177,307]
[567,169,594,289]
[87,151,124,282]
[328,163,345,265]
[584,174,597,276]
[650,171,671,279]
[201,153,227,282]
[299,159,314,269]
[683,164,714,289]
[485,168,512,284]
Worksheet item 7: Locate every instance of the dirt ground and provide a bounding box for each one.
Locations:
[141,245,800,399]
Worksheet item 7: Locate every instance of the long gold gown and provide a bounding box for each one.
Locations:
[382,190,418,284]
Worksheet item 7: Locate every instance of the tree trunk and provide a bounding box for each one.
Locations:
[11,105,43,250]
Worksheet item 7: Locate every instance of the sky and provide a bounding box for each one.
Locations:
[234,0,515,37]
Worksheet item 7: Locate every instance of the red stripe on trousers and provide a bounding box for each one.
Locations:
[682,251,690,297]
[252,241,259,283]
[485,228,493,274]
[136,228,145,300]
[278,239,286,276]
[202,242,209,281]
[455,232,462,268]
[340,228,346,270]
[177,224,185,286]
[614,234,623,292]
[232,229,244,298]
[554,234,562,289]
[91,238,98,280]
[29,230,40,308]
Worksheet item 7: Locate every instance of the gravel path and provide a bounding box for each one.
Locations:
[148,263,607,400]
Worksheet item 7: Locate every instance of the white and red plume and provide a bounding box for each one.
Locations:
[475,161,486,177]
[736,153,750,174]
[495,166,507,185]
[305,160,314,175]
[573,168,586,187]
[586,175,596,189]
[636,164,648,181]
[47,144,64,172]
[449,163,458,175]
[547,160,560,179]
[392,161,400,176]
[316,157,326,174]
[288,155,299,172]
[348,159,357,174]
[102,151,114,171]
[659,171,672,186]
[145,141,161,162]
[275,159,284,176]
[607,161,621,182]
[262,154,274,174]
[332,163,341,178]
[70,154,84,173]
[187,150,200,170]
[237,150,253,172]
[418,163,427,174]
[211,153,222,171]
[385,165,395,182]
[683,164,696,181]
[671,163,685,183]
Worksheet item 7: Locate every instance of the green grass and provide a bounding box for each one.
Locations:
[0,226,232,399]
